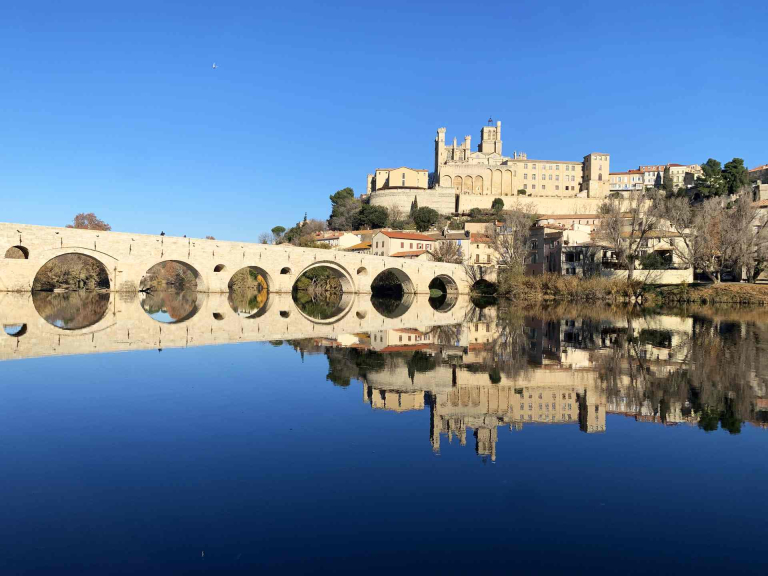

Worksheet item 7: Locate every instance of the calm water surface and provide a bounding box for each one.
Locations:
[1,290,767,574]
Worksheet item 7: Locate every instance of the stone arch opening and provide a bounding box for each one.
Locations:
[213,312,224,320]
[5,245,29,259]
[428,275,459,312]
[292,262,355,322]
[227,266,272,318]
[140,291,206,324]
[357,267,368,276]
[356,310,367,319]
[32,291,111,330]
[280,267,292,275]
[3,324,27,337]
[370,268,415,297]
[214,264,226,273]
[280,310,291,318]
[33,253,110,291]
[140,260,206,292]
[370,268,416,319]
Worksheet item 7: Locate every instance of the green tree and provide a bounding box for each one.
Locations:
[356,204,389,229]
[469,207,482,218]
[410,196,419,218]
[517,188,527,196]
[695,158,727,198]
[491,198,504,213]
[328,187,362,230]
[663,165,674,195]
[723,158,749,196]
[271,226,286,241]
[413,207,440,232]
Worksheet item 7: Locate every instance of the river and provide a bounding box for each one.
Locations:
[1,290,767,573]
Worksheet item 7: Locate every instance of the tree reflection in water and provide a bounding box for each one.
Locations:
[32,291,111,330]
[228,288,269,318]
[293,291,343,320]
[140,291,201,323]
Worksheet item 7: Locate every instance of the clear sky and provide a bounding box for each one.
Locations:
[2,0,767,242]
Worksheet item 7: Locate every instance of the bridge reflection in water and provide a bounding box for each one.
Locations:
[3,290,767,462]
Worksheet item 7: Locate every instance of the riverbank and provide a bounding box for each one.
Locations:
[649,282,768,305]
[489,273,768,306]
[494,274,640,303]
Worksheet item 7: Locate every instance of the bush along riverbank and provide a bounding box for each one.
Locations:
[485,272,768,306]
[494,273,643,303]
[648,282,768,305]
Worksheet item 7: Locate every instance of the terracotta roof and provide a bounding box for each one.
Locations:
[470,233,491,243]
[752,200,768,208]
[313,231,344,239]
[377,230,433,241]
[390,250,428,257]
[750,164,768,172]
[379,344,432,352]
[375,166,429,172]
[345,241,371,250]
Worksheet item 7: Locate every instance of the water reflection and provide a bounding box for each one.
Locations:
[32,291,110,330]
[140,290,205,323]
[293,290,345,320]
[6,291,768,448]
[228,287,269,318]
[287,303,768,460]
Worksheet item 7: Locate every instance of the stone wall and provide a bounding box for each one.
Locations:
[368,187,455,215]
[602,268,694,285]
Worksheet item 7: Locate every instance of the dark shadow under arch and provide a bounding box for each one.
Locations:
[5,245,29,259]
[3,323,27,337]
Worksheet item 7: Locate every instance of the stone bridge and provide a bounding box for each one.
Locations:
[0,292,474,362]
[0,222,469,294]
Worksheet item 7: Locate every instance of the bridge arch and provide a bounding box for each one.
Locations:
[294,261,355,293]
[228,265,273,293]
[140,260,207,292]
[5,245,29,259]
[33,252,112,291]
[3,323,27,337]
[370,268,415,295]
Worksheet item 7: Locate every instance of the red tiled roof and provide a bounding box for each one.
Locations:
[752,200,768,208]
[377,230,433,241]
[750,164,768,172]
[345,241,371,250]
[390,250,428,257]
[470,233,491,243]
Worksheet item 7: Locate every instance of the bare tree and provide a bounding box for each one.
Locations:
[430,240,463,263]
[595,188,660,283]
[488,201,536,275]
[723,193,768,282]
[258,232,271,244]
[205,235,215,240]
[66,213,112,231]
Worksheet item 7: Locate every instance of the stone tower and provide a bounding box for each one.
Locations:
[478,120,502,155]
[434,127,447,174]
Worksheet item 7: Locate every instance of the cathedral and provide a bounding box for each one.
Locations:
[367,119,611,215]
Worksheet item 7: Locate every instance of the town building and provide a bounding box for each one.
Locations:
[610,164,702,194]
[371,230,434,258]
[749,163,768,183]
[311,231,362,249]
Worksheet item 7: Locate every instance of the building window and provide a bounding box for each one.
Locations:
[555,175,559,181]
[417,243,422,249]
[524,163,528,169]
[532,184,536,190]
[556,165,559,170]
[542,185,546,190]
[524,184,528,190]
[532,164,537,169]
[401,242,404,248]
[486,254,491,263]
[410,243,413,248]
[555,185,559,190]
[426,244,430,250]
[532,174,536,180]
[524,174,528,180]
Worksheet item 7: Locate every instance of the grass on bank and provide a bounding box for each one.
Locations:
[486,271,768,305]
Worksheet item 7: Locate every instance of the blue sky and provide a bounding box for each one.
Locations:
[2,0,767,241]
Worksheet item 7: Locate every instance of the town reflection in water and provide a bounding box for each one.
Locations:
[2,289,767,461]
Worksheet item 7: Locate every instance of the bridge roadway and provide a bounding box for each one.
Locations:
[0,222,469,294]
[0,292,474,363]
